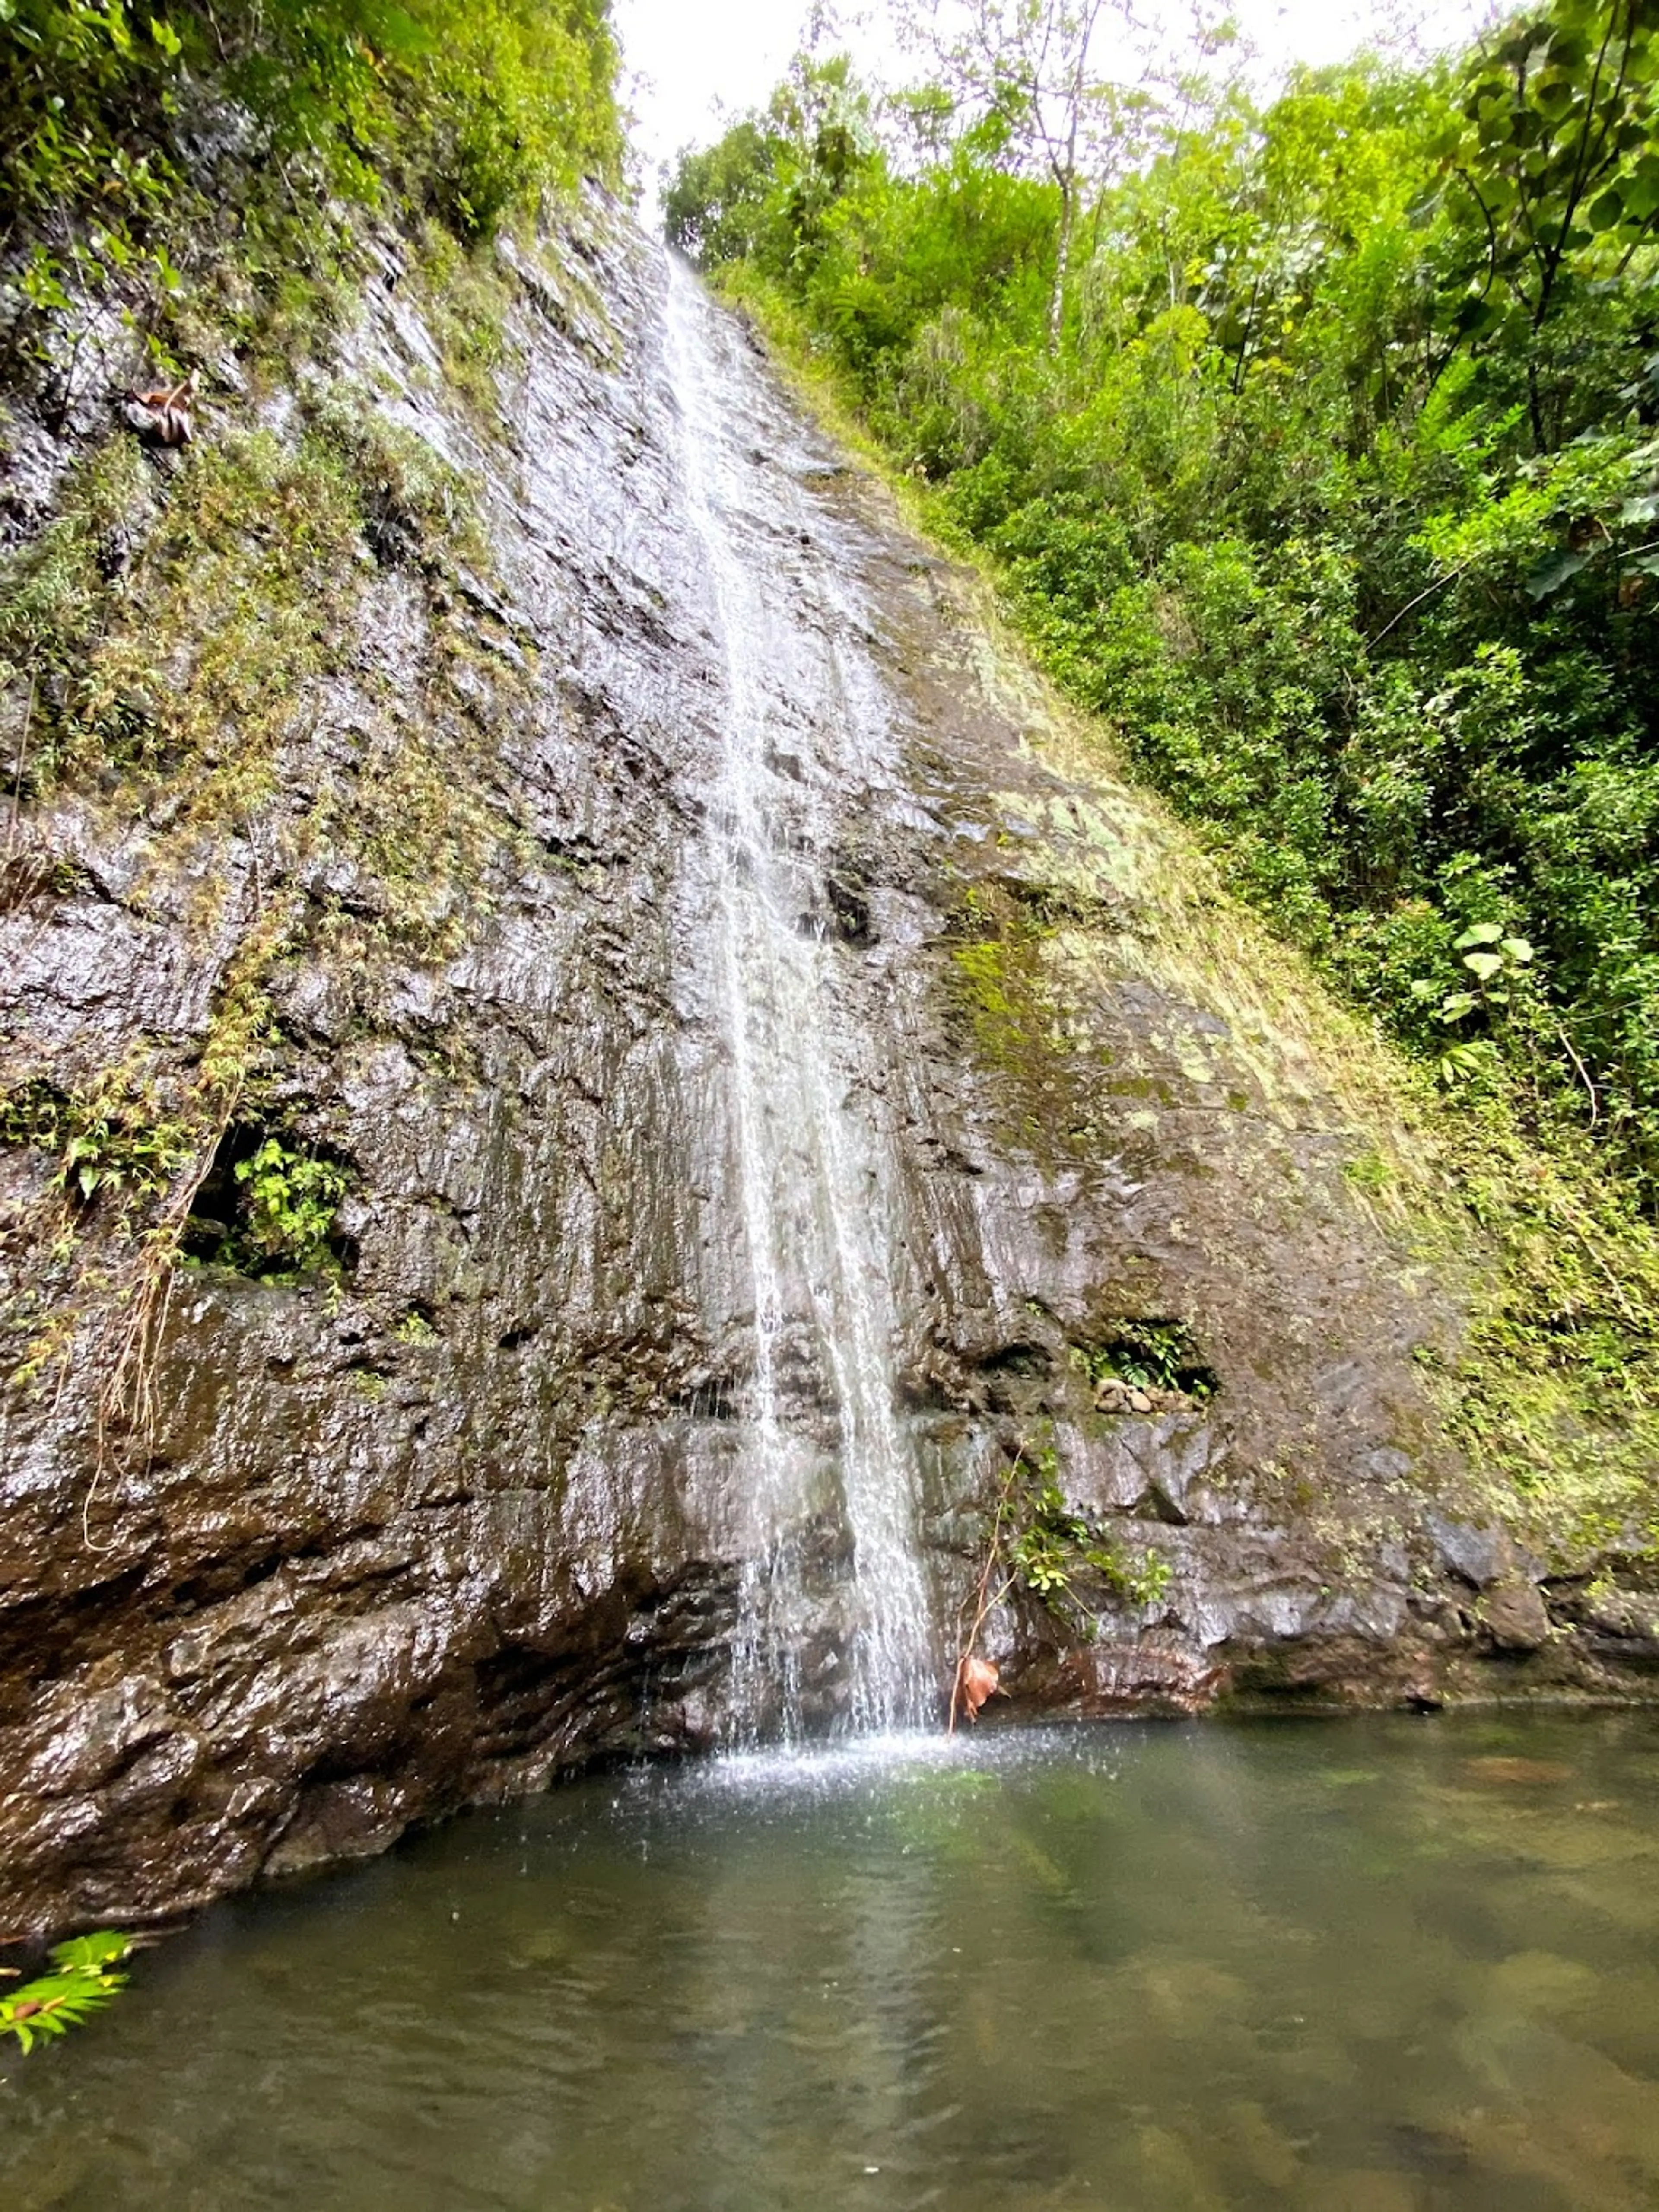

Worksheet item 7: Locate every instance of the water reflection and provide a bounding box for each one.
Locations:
[4,1715,1658,2210]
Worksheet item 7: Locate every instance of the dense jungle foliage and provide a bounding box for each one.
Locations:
[669,0,1659,1216]
[0,0,620,376]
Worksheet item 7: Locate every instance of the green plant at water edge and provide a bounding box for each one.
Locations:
[0,1931,131,2053]
[954,1442,1172,1716]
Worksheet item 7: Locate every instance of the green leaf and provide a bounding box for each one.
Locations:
[1435,1041,1493,1085]
[1453,293,1500,338]
[1526,549,1591,598]
[1462,949,1505,980]
[1500,937,1534,963]
[51,1931,132,1973]
[1454,922,1504,949]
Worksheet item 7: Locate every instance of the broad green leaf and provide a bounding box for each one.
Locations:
[1526,549,1591,598]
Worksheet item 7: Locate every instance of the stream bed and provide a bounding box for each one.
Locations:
[4,1712,1658,2210]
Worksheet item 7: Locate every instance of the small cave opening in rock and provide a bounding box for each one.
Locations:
[826,875,872,947]
[1075,1319,1220,1405]
[170,1550,287,1614]
[978,1341,1055,1378]
[794,866,875,948]
[394,1300,442,1346]
[180,1118,358,1281]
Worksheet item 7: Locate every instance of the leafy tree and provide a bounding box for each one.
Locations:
[1434,0,1659,442]
[664,54,877,278]
[905,0,1122,336]
[664,119,782,264]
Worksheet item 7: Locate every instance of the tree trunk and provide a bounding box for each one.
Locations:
[1049,178,1073,344]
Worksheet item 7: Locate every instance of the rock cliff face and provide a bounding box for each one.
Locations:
[2,204,1655,1939]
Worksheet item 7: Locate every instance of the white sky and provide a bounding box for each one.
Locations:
[614,0,1493,215]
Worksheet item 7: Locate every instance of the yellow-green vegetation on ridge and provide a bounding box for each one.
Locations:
[2,0,621,384]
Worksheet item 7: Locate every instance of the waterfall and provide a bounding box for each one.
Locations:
[661,254,935,1739]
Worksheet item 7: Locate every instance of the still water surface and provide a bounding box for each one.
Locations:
[4,1714,1659,2210]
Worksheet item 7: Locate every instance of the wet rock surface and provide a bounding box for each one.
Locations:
[2,207,1656,1938]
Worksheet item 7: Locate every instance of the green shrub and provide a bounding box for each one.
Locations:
[0,0,621,376]
[0,1073,193,1207]
[0,1931,131,2053]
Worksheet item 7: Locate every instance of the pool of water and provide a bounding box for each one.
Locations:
[4,1712,1659,2210]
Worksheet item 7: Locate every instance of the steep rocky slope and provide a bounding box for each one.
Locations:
[1,201,1653,1941]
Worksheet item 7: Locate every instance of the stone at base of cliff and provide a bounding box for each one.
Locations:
[1478,1579,1552,1654]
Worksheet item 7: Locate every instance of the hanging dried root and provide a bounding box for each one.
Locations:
[124,367,198,449]
[80,1081,241,1553]
[947,1447,1023,1734]
[72,884,296,1550]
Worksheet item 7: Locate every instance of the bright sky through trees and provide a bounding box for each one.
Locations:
[615,0,1491,210]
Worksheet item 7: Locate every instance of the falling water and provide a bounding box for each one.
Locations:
[661,253,934,1738]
